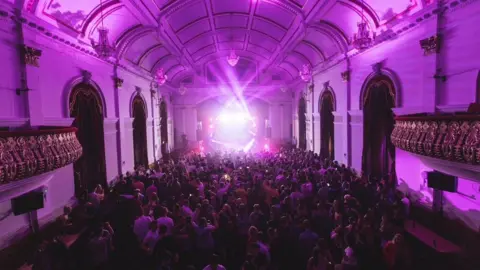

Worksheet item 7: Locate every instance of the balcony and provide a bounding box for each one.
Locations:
[0,127,82,201]
[391,113,480,180]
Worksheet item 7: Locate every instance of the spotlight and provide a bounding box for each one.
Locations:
[264,144,270,151]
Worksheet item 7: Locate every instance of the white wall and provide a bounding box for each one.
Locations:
[292,1,480,230]
[0,1,167,248]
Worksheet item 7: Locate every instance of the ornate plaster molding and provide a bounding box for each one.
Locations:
[43,117,74,127]
[420,35,440,56]
[114,77,124,88]
[392,107,427,116]
[341,70,350,82]
[436,104,470,113]
[348,110,363,124]
[332,111,344,123]
[21,44,42,67]
[0,118,29,128]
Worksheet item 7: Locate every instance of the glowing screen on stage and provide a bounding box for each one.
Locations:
[209,100,257,151]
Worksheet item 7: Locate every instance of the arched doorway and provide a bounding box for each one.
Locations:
[132,94,148,168]
[69,83,107,196]
[159,101,168,156]
[298,97,307,150]
[361,74,396,183]
[319,90,335,160]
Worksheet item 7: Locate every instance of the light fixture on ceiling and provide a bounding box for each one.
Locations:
[227,50,240,67]
[226,16,240,67]
[90,0,115,59]
[178,84,187,95]
[299,64,312,82]
[351,0,373,50]
[156,68,168,86]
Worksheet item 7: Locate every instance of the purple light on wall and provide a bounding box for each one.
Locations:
[396,149,480,230]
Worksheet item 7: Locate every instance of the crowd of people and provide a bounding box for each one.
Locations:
[93,148,411,270]
[29,148,412,270]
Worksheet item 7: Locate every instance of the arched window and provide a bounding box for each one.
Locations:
[319,90,335,160]
[132,94,148,168]
[361,75,396,184]
[69,83,106,196]
[298,97,307,150]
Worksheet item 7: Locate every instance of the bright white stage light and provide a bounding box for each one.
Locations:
[218,112,251,124]
[264,144,270,151]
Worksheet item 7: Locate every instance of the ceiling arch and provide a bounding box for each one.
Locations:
[32,0,428,86]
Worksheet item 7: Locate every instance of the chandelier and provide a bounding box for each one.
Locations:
[90,0,115,58]
[156,68,168,85]
[227,50,240,67]
[351,0,372,50]
[299,64,312,82]
[178,84,187,95]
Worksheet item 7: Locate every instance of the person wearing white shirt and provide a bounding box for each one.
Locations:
[143,221,160,254]
[156,206,175,235]
[134,212,152,242]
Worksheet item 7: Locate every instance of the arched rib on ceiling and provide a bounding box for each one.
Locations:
[39,0,423,84]
[281,22,348,72]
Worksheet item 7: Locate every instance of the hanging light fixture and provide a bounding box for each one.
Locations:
[351,0,373,50]
[156,68,168,85]
[226,14,240,67]
[299,64,312,82]
[90,0,115,59]
[227,50,240,67]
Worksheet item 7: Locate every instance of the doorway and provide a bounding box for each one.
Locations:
[362,75,396,183]
[69,83,107,196]
[132,94,148,168]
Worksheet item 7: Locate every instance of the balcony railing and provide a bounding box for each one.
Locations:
[0,127,82,185]
[391,113,480,164]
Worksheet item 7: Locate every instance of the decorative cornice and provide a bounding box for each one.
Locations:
[43,117,74,127]
[348,110,363,124]
[0,127,82,185]
[392,106,428,116]
[104,118,119,133]
[436,104,470,113]
[0,118,29,127]
[0,3,155,84]
[391,114,480,166]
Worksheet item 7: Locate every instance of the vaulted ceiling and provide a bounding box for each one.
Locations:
[32,0,428,86]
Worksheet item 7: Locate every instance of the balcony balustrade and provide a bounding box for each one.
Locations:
[0,127,82,185]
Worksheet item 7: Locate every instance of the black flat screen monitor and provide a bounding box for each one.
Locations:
[427,171,457,192]
[11,189,45,216]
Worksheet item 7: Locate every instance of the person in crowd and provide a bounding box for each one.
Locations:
[30,147,414,270]
[134,209,153,242]
[143,221,160,254]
